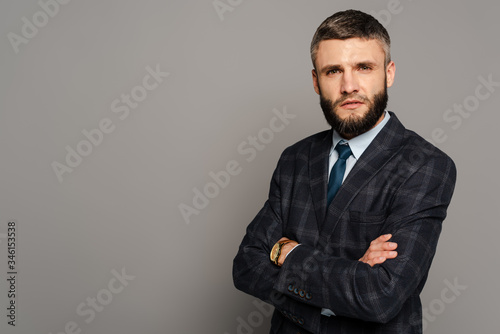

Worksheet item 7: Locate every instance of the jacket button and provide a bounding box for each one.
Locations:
[305,292,312,300]
[298,318,304,325]
[299,290,305,298]
[288,284,294,292]
[293,288,299,295]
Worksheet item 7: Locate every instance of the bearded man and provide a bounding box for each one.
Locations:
[233,9,456,334]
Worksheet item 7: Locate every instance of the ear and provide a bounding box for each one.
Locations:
[386,61,396,88]
[312,69,320,95]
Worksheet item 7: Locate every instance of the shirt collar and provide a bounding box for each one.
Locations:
[330,111,391,160]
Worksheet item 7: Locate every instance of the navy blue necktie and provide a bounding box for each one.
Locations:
[327,142,352,206]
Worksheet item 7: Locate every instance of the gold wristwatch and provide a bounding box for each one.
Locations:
[270,241,291,266]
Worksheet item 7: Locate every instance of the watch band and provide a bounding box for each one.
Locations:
[270,241,292,266]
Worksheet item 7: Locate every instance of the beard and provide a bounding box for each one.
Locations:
[319,84,388,138]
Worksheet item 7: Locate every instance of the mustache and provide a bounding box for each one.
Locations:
[332,94,370,109]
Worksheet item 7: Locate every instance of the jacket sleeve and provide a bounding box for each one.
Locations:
[232,149,324,333]
[272,153,457,323]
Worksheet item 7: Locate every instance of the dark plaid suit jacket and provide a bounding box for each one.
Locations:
[233,112,457,333]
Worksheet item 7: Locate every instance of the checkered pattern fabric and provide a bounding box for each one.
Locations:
[233,112,457,333]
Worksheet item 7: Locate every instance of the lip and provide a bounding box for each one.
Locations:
[340,99,364,109]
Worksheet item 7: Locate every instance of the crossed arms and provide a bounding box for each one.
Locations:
[276,233,398,268]
[232,146,456,332]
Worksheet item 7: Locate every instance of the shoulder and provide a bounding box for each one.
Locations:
[397,124,457,184]
[385,112,455,166]
[281,129,331,157]
[371,112,456,186]
[271,129,331,176]
[404,129,455,165]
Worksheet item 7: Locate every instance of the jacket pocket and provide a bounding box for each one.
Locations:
[339,210,388,259]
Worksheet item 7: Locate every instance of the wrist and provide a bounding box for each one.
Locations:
[270,240,292,266]
[278,241,298,266]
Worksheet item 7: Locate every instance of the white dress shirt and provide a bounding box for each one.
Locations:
[328,111,391,182]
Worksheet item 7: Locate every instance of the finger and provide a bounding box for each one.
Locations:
[369,252,399,266]
[385,251,398,259]
[380,233,392,241]
[368,241,395,252]
[365,251,385,260]
[366,250,397,260]
[370,234,392,246]
[382,242,398,251]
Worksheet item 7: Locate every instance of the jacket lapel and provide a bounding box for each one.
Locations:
[319,112,407,238]
[308,129,333,231]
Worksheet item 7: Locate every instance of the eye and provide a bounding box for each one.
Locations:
[359,65,372,71]
[326,69,340,75]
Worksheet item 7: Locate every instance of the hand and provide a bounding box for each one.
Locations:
[359,234,398,267]
[276,237,299,266]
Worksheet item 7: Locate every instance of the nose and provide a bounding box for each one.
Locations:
[340,70,359,95]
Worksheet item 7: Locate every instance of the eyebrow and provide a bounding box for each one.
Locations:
[319,64,342,74]
[319,61,378,74]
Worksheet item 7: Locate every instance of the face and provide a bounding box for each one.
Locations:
[312,38,395,139]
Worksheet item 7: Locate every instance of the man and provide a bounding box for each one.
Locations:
[233,9,456,334]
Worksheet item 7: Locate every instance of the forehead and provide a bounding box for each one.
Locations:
[315,37,385,67]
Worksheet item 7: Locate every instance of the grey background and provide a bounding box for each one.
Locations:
[0,0,498,333]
